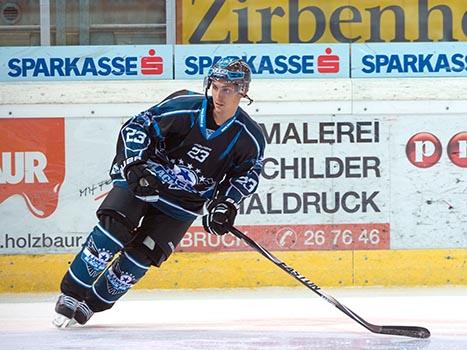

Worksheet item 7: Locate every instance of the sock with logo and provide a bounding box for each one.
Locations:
[60,221,126,300]
[86,248,150,312]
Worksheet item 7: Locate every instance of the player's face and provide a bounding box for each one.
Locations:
[211,80,242,120]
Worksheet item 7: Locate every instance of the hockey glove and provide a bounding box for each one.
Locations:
[125,162,159,197]
[203,197,237,235]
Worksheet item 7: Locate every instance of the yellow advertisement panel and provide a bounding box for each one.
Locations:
[177,0,467,44]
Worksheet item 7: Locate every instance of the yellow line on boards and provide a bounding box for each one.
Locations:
[0,249,465,293]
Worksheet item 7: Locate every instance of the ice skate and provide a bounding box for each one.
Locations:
[52,294,79,328]
[73,301,94,325]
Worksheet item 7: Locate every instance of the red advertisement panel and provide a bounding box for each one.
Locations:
[179,223,389,252]
[0,118,65,218]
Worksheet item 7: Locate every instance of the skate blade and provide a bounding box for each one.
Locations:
[52,314,77,328]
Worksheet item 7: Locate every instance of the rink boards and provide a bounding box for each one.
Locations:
[1,78,466,292]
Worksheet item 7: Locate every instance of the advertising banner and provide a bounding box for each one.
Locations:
[182,114,466,252]
[389,116,466,249]
[183,115,390,252]
[0,45,173,81]
[0,118,65,218]
[351,42,467,78]
[0,111,465,255]
[177,0,467,44]
[1,113,388,254]
[0,117,120,254]
[174,44,350,79]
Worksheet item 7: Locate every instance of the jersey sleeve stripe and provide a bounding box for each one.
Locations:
[234,120,264,159]
[158,109,201,118]
[152,122,162,137]
[219,130,242,160]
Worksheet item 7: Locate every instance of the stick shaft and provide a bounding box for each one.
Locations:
[228,226,430,339]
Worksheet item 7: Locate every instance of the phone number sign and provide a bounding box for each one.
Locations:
[179,223,389,252]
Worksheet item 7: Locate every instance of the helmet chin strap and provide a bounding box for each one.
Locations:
[244,94,253,105]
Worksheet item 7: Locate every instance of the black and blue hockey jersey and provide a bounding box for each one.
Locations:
[110,90,266,221]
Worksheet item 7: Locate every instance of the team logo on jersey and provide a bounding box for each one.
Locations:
[172,161,214,191]
[149,159,214,194]
[174,164,198,186]
[0,118,65,218]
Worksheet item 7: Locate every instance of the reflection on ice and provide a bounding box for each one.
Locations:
[0,287,466,350]
[0,328,439,350]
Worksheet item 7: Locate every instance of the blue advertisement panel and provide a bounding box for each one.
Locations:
[174,44,350,79]
[352,42,467,78]
[0,45,173,81]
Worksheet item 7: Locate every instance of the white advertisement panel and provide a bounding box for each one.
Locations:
[0,45,173,81]
[217,115,391,253]
[389,115,466,249]
[0,117,121,253]
[351,42,467,78]
[174,44,350,79]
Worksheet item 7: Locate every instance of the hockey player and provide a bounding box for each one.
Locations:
[53,57,266,327]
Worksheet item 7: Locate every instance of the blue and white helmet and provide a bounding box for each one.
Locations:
[204,57,252,96]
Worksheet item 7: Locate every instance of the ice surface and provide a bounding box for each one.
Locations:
[1,287,466,350]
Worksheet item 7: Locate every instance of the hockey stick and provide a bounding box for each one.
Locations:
[229,226,430,339]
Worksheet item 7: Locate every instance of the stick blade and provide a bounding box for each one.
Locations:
[378,325,431,338]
